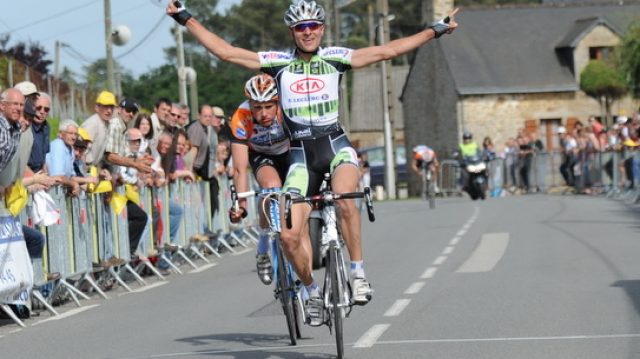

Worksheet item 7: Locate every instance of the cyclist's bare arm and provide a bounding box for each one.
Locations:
[231,143,250,219]
[410,160,421,176]
[351,8,459,69]
[167,3,261,71]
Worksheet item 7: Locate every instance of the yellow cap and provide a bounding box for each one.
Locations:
[96,90,116,106]
[78,127,92,142]
[623,139,639,147]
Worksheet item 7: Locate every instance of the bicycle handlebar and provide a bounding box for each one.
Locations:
[229,184,256,219]
[284,187,376,229]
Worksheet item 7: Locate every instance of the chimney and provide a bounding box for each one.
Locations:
[422,0,454,24]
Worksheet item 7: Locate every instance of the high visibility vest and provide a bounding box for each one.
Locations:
[459,142,478,157]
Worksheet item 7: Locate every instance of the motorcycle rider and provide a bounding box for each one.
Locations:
[457,131,485,196]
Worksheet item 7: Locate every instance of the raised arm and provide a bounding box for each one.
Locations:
[351,8,459,69]
[167,1,262,71]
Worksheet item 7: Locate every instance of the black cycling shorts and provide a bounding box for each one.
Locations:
[249,151,289,184]
[284,129,358,197]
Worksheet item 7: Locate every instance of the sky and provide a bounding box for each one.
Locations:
[2,0,239,80]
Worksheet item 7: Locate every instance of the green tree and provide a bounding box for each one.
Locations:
[617,19,640,98]
[83,58,132,93]
[580,60,627,125]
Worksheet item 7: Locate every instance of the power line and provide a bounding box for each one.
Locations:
[62,44,96,64]
[1,0,101,35]
[116,14,166,59]
[42,0,150,42]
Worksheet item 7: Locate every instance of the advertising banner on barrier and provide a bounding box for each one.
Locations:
[0,211,34,306]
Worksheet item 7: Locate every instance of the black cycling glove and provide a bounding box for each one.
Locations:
[171,1,192,26]
[429,16,450,38]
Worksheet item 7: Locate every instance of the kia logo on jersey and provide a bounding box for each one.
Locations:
[289,78,325,94]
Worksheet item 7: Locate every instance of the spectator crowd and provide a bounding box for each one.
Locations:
[0,82,237,318]
[479,114,640,196]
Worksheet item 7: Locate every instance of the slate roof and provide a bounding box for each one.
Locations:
[432,3,640,95]
[556,16,621,48]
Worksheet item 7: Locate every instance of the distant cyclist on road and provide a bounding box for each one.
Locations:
[411,145,440,194]
[167,0,459,326]
[228,74,289,287]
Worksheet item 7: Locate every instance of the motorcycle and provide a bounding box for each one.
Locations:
[462,152,488,200]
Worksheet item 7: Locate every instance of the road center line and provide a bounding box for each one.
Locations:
[405,281,426,295]
[457,233,510,273]
[384,299,411,317]
[353,324,391,348]
[420,267,438,279]
[442,246,455,255]
[432,256,448,266]
[449,237,461,245]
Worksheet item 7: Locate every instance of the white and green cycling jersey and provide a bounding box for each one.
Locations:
[259,47,352,141]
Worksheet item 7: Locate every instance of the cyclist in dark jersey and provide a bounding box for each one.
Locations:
[167,0,459,326]
[228,74,289,286]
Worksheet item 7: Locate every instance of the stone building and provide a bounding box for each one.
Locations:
[401,1,639,193]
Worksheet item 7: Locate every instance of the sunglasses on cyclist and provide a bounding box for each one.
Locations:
[36,106,50,113]
[293,21,323,33]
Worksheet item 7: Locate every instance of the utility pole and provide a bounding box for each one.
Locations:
[368,3,375,46]
[333,0,351,134]
[7,58,13,87]
[175,24,188,105]
[54,40,61,118]
[377,0,396,199]
[104,0,115,92]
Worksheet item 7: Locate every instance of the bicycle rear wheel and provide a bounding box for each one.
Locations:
[275,239,298,345]
[329,244,345,359]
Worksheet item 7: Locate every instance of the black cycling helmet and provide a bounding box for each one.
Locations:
[462,131,473,140]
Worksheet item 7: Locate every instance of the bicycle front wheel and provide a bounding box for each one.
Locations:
[275,239,298,345]
[427,179,436,209]
[329,244,345,359]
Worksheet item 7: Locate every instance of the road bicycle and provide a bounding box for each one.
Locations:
[421,163,436,209]
[230,186,304,345]
[284,174,375,359]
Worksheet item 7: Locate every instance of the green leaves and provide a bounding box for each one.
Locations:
[580,60,627,100]
[617,20,640,98]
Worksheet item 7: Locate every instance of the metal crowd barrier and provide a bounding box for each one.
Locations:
[438,160,462,197]
[444,150,640,202]
[1,172,263,327]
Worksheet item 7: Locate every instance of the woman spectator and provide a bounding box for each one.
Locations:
[176,130,195,173]
[517,133,534,193]
[482,136,496,161]
[134,113,155,155]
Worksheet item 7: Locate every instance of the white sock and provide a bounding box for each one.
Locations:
[350,261,365,279]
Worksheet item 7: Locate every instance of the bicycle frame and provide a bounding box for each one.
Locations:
[230,185,303,344]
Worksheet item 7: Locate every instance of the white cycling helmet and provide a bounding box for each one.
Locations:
[244,74,279,102]
[413,145,428,153]
[284,0,326,27]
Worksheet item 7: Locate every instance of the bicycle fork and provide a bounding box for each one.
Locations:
[322,205,352,318]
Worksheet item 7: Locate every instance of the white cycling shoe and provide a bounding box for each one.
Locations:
[305,293,325,327]
[352,277,373,305]
[256,253,272,285]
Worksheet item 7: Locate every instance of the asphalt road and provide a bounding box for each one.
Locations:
[2,194,640,359]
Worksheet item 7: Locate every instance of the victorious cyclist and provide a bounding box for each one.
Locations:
[228,74,289,286]
[167,0,459,325]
